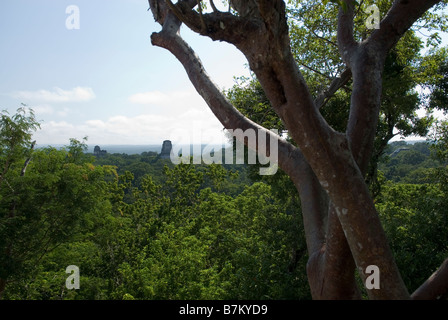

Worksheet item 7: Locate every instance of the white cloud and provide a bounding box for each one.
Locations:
[130,90,228,140]
[32,89,229,145]
[12,87,95,103]
[33,108,227,146]
[128,90,195,106]
[85,114,169,138]
[85,119,107,129]
[127,89,221,123]
[29,105,70,117]
[128,91,169,105]
[57,107,70,117]
[32,105,54,115]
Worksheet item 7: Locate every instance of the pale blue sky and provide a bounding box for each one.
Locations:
[0,0,249,146]
[0,1,446,147]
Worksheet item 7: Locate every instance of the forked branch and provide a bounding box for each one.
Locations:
[149,1,328,258]
[315,68,352,109]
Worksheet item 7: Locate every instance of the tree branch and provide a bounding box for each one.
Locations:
[149,0,412,299]
[337,0,358,66]
[368,0,443,55]
[312,29,338,48]
[21,140,36,177]
[315,68,352,109]
[209,0,218,13]
[313,203,362,299]
[150,8,327,255]
[160,0,261,43]
[412,258,448,300]
[196,0,207,32]
[300,62,333,80]
[254,31,409,299]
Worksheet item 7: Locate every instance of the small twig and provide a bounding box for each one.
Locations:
[315,68,352,109]
[196,0,207,32]
[312,30,338,48]
[164,0,187,23]
[209,0,218,12]
[4,178,14,193]
[353,0,365,19]
[300,62,333,80]
[21,140,36,177]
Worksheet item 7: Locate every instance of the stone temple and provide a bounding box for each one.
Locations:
[160,140,172,159]
[93,145,107,156]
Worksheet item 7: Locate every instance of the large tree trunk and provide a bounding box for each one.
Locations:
[147,0,445,300]
[0,278,6,300]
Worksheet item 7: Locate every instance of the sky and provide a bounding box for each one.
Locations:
[0,1,446,147]
[0,0,250,146]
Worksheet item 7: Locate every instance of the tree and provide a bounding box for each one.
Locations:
[376,183,448,297]
[424,47,448,111]
[0,107,40,298]
[226,29,435,196]
[147,0,448,299]
[0,109,115,299]
[32,160,302,300]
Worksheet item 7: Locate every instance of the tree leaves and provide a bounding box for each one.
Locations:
[321,0,359,13]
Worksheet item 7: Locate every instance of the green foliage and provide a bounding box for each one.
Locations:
[2,105,448,300]
[3,0,448,298]
[375,133,448,294]
[378,141,440,184]
[225,77,286,135]
[376,183,448,293]
[0,109,115,298]
[92,151,169,185]
[428,121,448,191]
[0,107,40,195]
[227,1,444,192]
[2,124,309,300]
[98,167,309,300]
